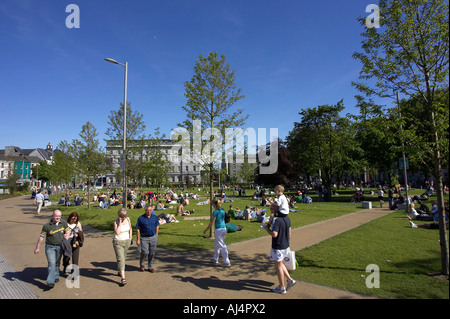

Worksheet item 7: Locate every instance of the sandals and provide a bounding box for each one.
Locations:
[120,278,126,286]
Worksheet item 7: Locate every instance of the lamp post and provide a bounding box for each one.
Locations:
[105,58,128,208]
[396,91,409,211]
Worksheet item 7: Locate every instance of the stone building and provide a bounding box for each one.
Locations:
[105,139,202,185]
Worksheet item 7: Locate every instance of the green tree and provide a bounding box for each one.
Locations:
[52,140,75,189]
[287,101,364,199]
[106,102,146,206]
[396,90,449,177]
[32,161,53,184]
[72,122,107,209]
[352,0,449,275]
[349,95,399,186]
[105,102,146,143]
[141,128,171,191]
[6,172,20,195]
[180,52,247,238]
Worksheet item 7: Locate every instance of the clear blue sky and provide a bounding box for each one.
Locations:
[0,0,381,150]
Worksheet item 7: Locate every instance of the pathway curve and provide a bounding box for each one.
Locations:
[0,195,391,300]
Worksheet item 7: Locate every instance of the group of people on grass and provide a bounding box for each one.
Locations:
[33,184,296,294]
[407,199,449,229]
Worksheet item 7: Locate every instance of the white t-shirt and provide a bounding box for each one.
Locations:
[275,194,289,215]
[114,219,131,241]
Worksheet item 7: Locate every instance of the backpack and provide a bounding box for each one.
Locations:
[225,212,231,224]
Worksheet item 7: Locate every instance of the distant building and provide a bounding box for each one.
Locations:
[0,143,56,184]
[105,139,203,185]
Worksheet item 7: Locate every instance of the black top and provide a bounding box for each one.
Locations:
[271,216,291,250]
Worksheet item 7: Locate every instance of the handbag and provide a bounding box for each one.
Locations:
[282,250,297,271]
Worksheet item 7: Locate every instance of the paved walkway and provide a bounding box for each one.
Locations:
[0,195,392,300]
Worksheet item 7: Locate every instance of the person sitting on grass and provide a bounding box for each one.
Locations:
[407,203,433,221]
[228,205,237,219]
[410,220,448,229]
[157,213,179,225]
[242,206,258,221]
[225,213,243,233]
[196,198,210,205]
[410,200,449,228]
[57,195,65,205]
[176,203,194,216]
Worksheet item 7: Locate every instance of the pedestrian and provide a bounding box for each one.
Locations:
[388,187,394,208]
[113,208,132,286]
[264,203,296,294]
[378,187,384,208]
[34,210,70,289]
[34,190,45,215]
[203,198,230,267]
[136,205,159,273]
[62,212,84,275]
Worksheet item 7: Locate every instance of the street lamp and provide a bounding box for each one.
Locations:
[105,57,128,208]
[396,91,410,211]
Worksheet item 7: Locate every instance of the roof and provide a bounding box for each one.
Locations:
[0,145,56,163]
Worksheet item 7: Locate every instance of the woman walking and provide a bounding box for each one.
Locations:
[113,208,132,286]
[203,199,230,267]
[63,212,84,275]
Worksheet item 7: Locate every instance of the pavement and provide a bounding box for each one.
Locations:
[0,195,393,300]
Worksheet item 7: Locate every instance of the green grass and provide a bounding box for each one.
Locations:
[44,187,448,299]
[47,190,362,251]
[292,210,449,299]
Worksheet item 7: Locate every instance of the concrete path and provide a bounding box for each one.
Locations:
[0,195,392,300]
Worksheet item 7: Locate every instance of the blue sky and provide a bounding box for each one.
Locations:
[0,0,380,150]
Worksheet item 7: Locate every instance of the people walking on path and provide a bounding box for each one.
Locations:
[62,212,84,275]
[33,209,70,289]
[264,203,296,294]
[136,205,160,273]
[113,208,132,286]
[203,198,230,267]
[34,190,45,215]
[378,187,384,208]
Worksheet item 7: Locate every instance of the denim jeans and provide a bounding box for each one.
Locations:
[45,244,62,285]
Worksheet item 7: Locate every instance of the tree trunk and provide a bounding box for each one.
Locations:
[87,177,91,210]
[429,109,449,276]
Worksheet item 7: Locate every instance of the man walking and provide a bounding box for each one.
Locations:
[34,210,70,289]
[34,190,45,214]
[136,205,160,273]
[264,203,296,294]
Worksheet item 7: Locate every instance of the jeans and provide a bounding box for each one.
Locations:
[140,236,158,269]
[45,244,62,285]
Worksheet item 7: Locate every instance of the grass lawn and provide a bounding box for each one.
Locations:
[46,189,363,251]
[292,209,449,299]
[42,187,448,298]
